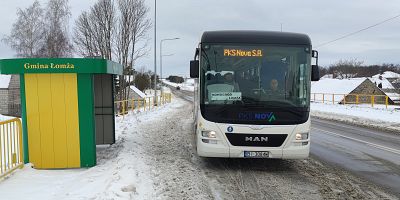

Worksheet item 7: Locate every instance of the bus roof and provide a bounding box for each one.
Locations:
[201,30,311,46]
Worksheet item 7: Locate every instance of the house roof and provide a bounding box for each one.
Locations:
[368,77,394,89]
[386,92,400,101]
[0,75,11,89]
[372,71,400,79]
[130,85,147,98]
[312,78,367,95]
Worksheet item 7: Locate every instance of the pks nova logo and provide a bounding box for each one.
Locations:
[238,112,276,123]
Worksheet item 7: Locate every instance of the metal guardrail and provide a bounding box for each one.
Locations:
[311,93,390,108]
[0,118,23,179]
[115,93,172,118]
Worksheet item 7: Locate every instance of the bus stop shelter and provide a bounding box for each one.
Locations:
[0,58,123,169]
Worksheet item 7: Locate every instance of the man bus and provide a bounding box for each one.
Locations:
[190,31,320,158]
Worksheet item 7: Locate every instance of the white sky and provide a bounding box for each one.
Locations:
[1,0,400,77]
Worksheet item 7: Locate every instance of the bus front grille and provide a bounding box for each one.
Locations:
[225,133,287,147]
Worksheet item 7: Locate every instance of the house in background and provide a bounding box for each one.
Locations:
[0,75,21,117]
[311,78,394,105]
[372,71,400,104]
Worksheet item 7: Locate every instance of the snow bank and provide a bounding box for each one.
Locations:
[0,75,11,88]
[311,102,400,133]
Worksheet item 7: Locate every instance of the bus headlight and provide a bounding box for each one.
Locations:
[202,130,217,138]
[295,133,308,140]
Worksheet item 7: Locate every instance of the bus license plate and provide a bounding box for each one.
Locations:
[244,151,269,158]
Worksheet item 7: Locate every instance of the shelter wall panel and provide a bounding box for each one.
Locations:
[64,74,80,168]
[37,74,55,168]
[50,74,68,168]
[24,74,42,168]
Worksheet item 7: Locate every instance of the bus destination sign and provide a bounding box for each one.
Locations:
[224,49,263,57]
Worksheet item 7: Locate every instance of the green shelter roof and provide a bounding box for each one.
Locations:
[0,58,123,75]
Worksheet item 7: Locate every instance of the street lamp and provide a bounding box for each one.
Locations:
[160,38,180,96]
[160,38,180,80]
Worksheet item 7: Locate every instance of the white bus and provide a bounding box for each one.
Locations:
[190,31,320,158]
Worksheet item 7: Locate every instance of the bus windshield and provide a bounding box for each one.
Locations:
[200,44,311,108]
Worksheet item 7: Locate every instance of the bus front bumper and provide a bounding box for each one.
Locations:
[197,139,309,159]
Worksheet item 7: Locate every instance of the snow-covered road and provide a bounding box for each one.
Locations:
[0,96,397,199]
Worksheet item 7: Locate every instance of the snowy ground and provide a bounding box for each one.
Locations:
[0,96,397,199]
[311,102,400,132]
[0,108,162,199]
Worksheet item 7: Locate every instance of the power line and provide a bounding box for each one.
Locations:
[316,13,400,48]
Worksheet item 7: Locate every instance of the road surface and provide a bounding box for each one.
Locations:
[311,118,400,196]
[170,87,400,198]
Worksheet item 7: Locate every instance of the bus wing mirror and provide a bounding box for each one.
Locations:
[190,60,199,78]
[311,65,320,81]
[312,50,318,58]
[312,50,319,65]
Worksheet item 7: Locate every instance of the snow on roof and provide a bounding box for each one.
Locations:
[130,85,147,98]
[386,93,400,101]
[0,75,11,89]
[372,71,400,79]
[368,77,394,89]
[311,78,367,95]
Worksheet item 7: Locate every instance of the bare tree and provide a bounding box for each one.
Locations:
[116,0,151,101]
[74,0,116,59]
[91,0,115,60]
[74,0,116,60]
[74,11,97,57]
[74,0,151,101]
[2,1,45,58]
[330,59,363,79]
[40,0,73,57]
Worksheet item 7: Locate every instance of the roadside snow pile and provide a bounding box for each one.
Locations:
[163,79,195,91]
[0,102,177,199]
[311,103,400,132]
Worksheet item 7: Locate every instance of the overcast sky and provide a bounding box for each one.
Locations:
[1,0,400,77]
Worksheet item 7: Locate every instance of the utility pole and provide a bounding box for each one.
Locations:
[153,0,157,105]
